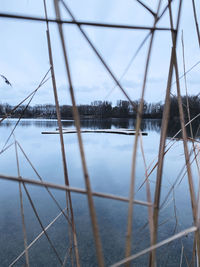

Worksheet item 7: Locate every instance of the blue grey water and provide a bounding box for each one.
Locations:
[0,118,197,266]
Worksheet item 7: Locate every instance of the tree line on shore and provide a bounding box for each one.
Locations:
[0,95,199,120]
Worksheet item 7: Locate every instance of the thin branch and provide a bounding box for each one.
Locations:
[150,1,183,265]
[16,141,72,226]
[111,226,197,267]
[43,1,80,265]
[135,0,156,17]
[125,1,162,261]
[0,142,14,155]
[14,140,29,267]
[0,69,51,152]
[0,173,152,207]
[22,182,63,265]
[191,0,200,47]
[9,208,67,266]
[139,133,154,245]
[103,32,151,101]
[169,0,200,262]
[0,12,174,31]
[54,1,105,265]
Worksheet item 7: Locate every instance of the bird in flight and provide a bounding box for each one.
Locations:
[0,74,12,86]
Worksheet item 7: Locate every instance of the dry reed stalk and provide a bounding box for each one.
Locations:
[128,145,199,260]
[62,246,71,267]
[0,173,152,207]
[123,214,175,261]
[137,144,172,192]
[22,182,63,265]
[16,141,72,226]
[136,0,156,17]
[149,36,174,267]
[191,0,200,47]
[184,253,190,267]
[179,244,184,267]
[160,148,199,210]
[125,1,162,262]
[0,0,176,30]
[181,33,200,219]
[171,60,200,88]
[149,1,183,265]
[9,208,67,266]
[175,58,200,264]
[111,226,197,267]
[181,31,197,154]
[2,92,36,150]
[53,1,104,265]
[0,142,14,155]
[181,41,193,138]
[105,0,175,102]
[191,235,198,267]
[0,12,174,31]
[139,133,154,245]
[14,140,30,267]
[197,145,200,220]
[172,186,179,233]
[13,137,63,265]
[60,0,134,111]
[137,97,200,190]
[182,34,200,254]
[60,0,172,114]
[188,137,200,144]
[43,1,80,265]
[161,182,181,267]
[158,0,173,19]
[196,145,200,266]
[168,1,200,263]
[104,31,151,101]
[169,113,200,142]
[152,150,188,265]
[0,69,51,153]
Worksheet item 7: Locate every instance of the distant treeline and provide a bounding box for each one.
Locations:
[0,95,199,120]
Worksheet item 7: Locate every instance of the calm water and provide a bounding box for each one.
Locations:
[0,118,198,266]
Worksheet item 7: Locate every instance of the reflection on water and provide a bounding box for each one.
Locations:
[0,118,198,266]
[79,118,162,132]
[2,117,199,139]
[0,119,74,129]
[167,119,200,139]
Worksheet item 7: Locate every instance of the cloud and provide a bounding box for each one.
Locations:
[1,0,200,107]
[147,76,164,84]
[122,79,140,88]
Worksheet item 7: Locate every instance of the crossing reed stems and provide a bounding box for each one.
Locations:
[139,134,154,246]
[125,1,162,263]
[16,141,72,226]
[53,1,104,265]
[112,227,197,267]
[14,140,30,267]
[169,1,200,264]
[43,1,80,265]
[9,208,67,266]
[149,1,183,265]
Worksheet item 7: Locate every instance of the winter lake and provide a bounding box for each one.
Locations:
[0,118,199,266]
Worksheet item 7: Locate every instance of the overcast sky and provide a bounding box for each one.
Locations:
[0,0,200,106]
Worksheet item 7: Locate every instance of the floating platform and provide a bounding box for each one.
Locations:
[42,128,148,136]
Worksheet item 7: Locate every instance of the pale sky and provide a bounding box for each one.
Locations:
[0,0,200,106]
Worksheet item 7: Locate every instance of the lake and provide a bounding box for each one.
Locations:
[0,118,198,266]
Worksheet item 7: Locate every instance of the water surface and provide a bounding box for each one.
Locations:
[0,118,198,266]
